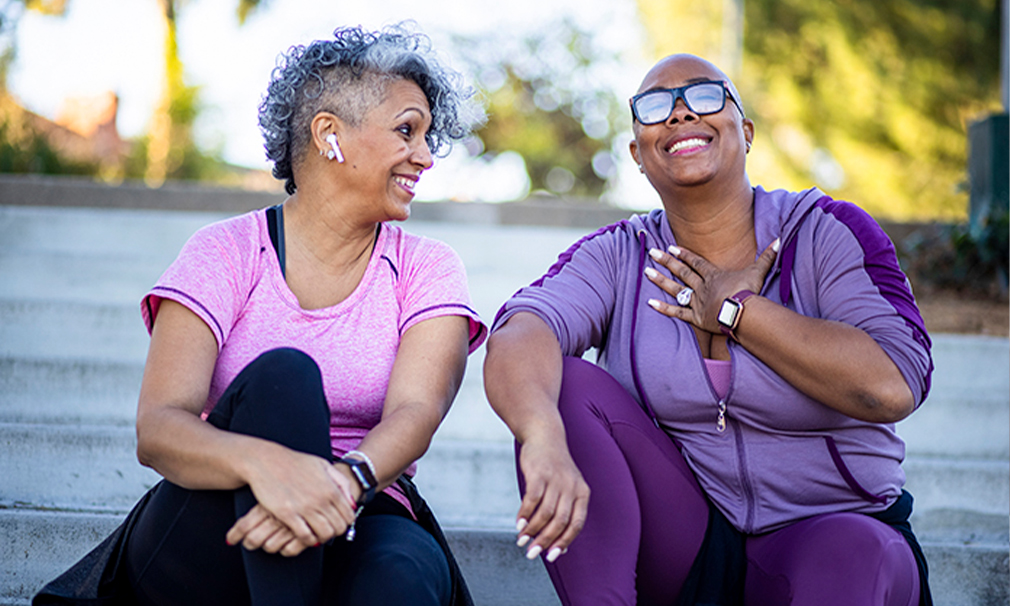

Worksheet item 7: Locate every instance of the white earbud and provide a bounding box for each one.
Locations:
[325,133,344,163]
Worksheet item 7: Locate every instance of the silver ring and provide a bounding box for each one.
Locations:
[676,287,693,306]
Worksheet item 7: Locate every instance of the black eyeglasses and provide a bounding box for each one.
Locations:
[629,81,743,125]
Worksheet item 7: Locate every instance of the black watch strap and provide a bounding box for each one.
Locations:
[339,457,378,506]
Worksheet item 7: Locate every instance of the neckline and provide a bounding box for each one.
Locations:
[263,211,388,316]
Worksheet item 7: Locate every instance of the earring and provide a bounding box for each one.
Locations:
[746,141,752,153]
[325,133,345,163]
[638,164,644,173]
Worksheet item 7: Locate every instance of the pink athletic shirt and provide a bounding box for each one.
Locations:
[141,209,487,508]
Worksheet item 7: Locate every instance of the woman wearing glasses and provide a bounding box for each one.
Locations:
[485,54,931,605]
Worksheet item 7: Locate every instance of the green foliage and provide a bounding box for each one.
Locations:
[0,116,96,175]
[635,0,1003,220]
[451,20,624,198]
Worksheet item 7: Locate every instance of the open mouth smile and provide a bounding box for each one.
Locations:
[394,175,418,193]
[665,137,711,155]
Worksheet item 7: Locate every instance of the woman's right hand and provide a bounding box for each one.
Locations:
[514,430,590,562]
[229,447,359,552]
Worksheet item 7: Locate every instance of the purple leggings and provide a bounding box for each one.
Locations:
[521,357,920,606]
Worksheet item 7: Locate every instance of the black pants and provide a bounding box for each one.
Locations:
[123,348,451,606]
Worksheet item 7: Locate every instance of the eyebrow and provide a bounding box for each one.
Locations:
[395,107,429,120]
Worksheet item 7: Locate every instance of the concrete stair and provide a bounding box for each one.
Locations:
[1,197,1008,605]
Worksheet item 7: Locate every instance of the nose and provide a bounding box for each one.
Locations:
[413,139,433,170]
[665,98,698,125]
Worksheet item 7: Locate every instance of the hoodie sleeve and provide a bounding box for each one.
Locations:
[491,221,630,357]
[807,199,933,406]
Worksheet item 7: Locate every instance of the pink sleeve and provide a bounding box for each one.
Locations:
[140,216,257,350]
[397,238,487,353]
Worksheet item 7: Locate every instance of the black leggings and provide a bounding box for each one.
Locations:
[123,348,451,606]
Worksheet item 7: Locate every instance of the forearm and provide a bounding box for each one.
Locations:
[734,296,914,422]
[484,312,567,444]
[136,405,279,490]
[350,403,446,492]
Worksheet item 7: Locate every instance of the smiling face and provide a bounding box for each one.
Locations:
[629,55,753,197]
[338,78,434,222]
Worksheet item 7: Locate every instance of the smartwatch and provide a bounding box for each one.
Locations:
[339,456,378,506]
[717,290,756,340]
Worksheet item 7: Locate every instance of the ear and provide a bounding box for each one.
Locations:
[742,117,755,149]
[310,111,346,157]
[629,138,641,166]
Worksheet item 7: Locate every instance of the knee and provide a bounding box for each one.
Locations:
[346,518,451,604]
[247,348,321,384]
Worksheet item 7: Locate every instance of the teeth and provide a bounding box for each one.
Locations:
[668,138,709,154]
[395,176,416,191]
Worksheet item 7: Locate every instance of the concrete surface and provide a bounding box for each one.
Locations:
[1,182,1007,605]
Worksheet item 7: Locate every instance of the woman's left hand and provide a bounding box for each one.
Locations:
[644,239,779,332]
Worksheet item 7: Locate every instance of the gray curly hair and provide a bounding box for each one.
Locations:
[258,23,481,194]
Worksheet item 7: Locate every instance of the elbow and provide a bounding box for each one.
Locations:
[854,383,915,423]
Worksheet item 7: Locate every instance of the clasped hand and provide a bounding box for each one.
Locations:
[644,239,779,333]
[225,448,360,557]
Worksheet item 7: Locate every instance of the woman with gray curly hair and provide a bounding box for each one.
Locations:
[35,24,484,606]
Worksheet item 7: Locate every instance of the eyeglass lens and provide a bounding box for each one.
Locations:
[634,83,726,124]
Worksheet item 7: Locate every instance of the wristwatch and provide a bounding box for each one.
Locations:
[339,456,378,506]
[717,290,756,340]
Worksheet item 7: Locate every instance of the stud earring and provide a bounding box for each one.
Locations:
[325,133,344,163]
[638,164,644,173]
[746,141,752,153]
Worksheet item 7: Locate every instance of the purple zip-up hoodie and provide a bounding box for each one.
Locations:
[491,186,933,534]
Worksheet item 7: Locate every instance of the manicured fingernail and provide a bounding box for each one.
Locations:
[546,547,563,562]
[771,237,781,253]
[647,299,662,310]
[516,518,528,533]
[648,248,663,261]
[667,245,682,257]
[517,534,530,547]
[526,545,543,560]
[561,548,568,555]
[644,267,658,279]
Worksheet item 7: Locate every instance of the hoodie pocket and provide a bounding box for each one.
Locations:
[824,436,887,504]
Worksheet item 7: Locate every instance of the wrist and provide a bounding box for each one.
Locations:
[338,455,378,506]
[717,290,757,341]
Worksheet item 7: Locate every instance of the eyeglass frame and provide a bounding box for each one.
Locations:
[629,81,745,125]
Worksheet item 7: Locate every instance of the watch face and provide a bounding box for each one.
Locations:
[717,299,740,327]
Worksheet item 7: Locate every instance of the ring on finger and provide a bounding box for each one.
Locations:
[676,287,694,306]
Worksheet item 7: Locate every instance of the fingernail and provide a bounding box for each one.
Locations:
[647,299,661,310]
[561,548,568,555]
[772,237,781,253]
[516,518,528,533]
[667,245,682,257]
[526,545,543,560]
[648,247,663,261]
[517,534,530,547]
[546,547,563,562]
[644,267,658,279]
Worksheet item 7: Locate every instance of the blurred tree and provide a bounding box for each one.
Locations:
[452,20,625,199]
[634,0,1003,220]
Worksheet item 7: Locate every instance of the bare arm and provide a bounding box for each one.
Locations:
[484,312,590,562]
[345,314,471,494]
[137,300,356,553]
[646,244,915,422]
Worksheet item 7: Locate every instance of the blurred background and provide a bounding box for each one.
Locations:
[0,0,1006,298]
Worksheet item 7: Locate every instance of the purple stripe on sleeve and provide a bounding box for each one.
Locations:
[814,198,934,396]
[493,220,630,329]
[399,302,481,333]
[150,286,225,343]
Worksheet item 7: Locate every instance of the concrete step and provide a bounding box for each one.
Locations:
[2,424,1005,529]
[0,510,560,606]
[1,508,1003,606]
[3,330,1007,454]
